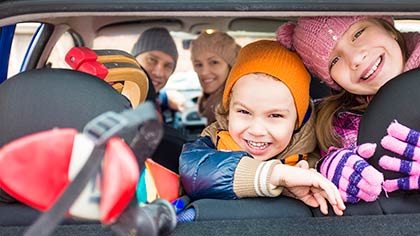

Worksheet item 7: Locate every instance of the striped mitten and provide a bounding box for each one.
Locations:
[380,120,420,192]
[319,144,384,203]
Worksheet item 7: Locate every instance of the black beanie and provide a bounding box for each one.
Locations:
[132,27,178,69]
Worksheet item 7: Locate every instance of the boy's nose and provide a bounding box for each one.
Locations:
[248,119,267,136]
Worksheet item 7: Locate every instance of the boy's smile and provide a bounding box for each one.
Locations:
[228,73,297,161]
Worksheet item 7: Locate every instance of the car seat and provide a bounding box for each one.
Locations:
[65,47,187,173]
[0,68,134,226]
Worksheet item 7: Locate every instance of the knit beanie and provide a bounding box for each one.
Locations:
[276,16,394,91]
[222,40,310,127]
[131,27,178,69]
[190,31,241,67]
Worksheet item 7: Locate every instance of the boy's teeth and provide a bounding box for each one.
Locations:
[248,140,268,149]
[363,57,382,80]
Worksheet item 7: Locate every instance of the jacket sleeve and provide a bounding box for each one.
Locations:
[179,136,248,200]
[180,136,283,200]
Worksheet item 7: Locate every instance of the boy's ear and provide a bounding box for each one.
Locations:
[294,120,299,130]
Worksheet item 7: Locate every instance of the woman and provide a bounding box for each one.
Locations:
[190,31,241,125]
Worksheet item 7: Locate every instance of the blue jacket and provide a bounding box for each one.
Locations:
[180,103,317,201]
[179,136,252,200]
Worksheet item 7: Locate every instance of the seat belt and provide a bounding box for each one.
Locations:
[23,101,163,236]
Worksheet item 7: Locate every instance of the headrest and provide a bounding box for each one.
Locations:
[65,47,150,107]
[0,68,132,147]
[358,68,420,180]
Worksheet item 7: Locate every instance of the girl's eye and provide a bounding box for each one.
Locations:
[353,28,365,40]
[193,63,202,69]
[330,56,340,69]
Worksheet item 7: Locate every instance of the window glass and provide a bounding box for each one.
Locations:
[47,31,75,69]
[9,23,40,78]
[9,23,75,78]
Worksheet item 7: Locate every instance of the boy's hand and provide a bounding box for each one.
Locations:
[380,121,420,192]
[319,144,383,203]
[271,164,345,216]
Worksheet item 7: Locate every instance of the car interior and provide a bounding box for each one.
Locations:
[1,0,420,235]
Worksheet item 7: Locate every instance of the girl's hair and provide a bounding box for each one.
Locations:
[315,18,407,152]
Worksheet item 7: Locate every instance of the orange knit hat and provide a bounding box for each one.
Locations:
[222,40,310,127]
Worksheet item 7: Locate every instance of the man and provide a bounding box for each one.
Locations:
[132,27,187,173]
[132,27,185,125]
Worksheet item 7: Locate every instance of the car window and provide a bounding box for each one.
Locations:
[164,30,275,98]
[47,31,75,70]
[8,23,39,78]
[9,23,76,78]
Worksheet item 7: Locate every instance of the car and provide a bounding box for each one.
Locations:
[1,1,420,236]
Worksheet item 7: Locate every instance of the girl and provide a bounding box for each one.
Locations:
[277,16,420,203]
[190,31,241,124]
[180,40,345,216]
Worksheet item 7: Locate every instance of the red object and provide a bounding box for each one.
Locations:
[77,61,109,80]
[65,47,97,69]
[145,159,180,202]
[0,128,140,224]
[0,129,77,210]
[100,137,139,224]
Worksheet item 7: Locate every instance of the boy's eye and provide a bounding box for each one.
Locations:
[270,113,283,118]
[353,28,365,40]
[237,109,250,115]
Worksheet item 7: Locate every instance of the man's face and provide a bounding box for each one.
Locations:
[136,50,175,92]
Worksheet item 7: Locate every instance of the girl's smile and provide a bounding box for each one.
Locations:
[329,19,404,95]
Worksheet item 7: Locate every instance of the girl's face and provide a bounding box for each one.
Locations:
[228,74,297,161]
[329,19,404,95]
[192,51,230,94]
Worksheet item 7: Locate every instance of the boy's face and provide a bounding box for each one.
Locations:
[228,73,297,161]
[329,19,404,95]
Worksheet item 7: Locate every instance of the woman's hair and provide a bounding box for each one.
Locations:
[315,18,408,152]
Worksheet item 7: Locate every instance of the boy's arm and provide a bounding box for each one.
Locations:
[233,158,283,198]
[179,136,244,200]
[179,136,283,200]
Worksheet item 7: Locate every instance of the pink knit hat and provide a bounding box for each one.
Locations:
[277,16,394,90]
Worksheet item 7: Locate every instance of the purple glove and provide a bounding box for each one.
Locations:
[380,121,420,192]
[319,144,384,203]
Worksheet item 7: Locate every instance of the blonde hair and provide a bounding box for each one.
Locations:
[315,18,407,152]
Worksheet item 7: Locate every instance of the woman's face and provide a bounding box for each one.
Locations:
[228,74,297,161]
[329,19,404,95]
[192,51,230,94]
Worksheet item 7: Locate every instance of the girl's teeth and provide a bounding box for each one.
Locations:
[363,57,382,79]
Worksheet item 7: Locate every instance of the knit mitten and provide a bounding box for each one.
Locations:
[380,120,420,192]
[319,144,384,203]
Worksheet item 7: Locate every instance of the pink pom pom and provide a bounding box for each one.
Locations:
[276,22,296,50]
